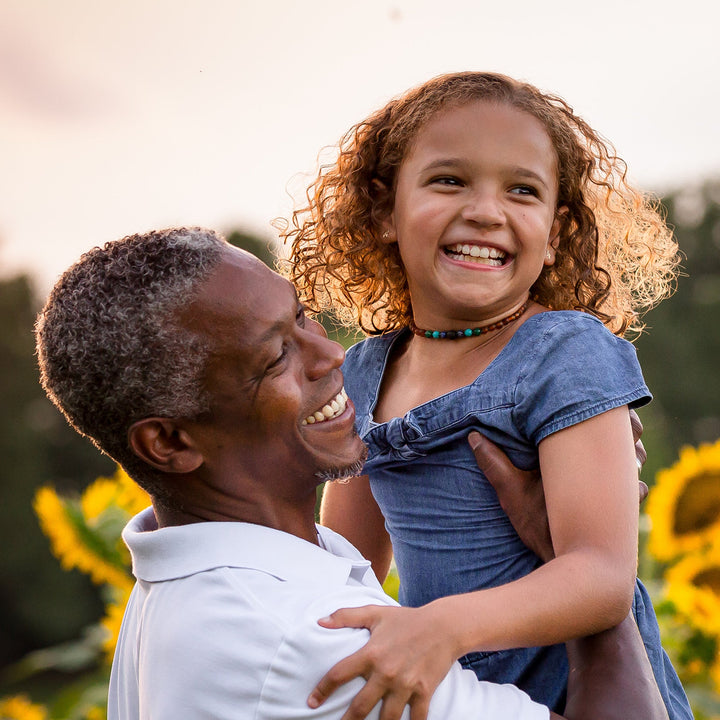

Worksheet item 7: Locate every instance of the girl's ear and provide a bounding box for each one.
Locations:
[544,206,569,265]
[379,220,397,245]
[128,418,203,474]
[372,179,397,244]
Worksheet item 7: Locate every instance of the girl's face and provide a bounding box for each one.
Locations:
[383,100,564,327]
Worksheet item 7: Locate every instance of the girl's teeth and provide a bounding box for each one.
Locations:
[302,389,348,425]
[445,243,505,265]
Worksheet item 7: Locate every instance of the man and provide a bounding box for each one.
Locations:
[36,227,667,720]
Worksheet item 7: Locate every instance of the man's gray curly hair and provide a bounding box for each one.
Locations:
[35,227,226,497]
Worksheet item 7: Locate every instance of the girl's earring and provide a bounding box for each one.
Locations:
[545,249,553,260]
[382,230,390,239]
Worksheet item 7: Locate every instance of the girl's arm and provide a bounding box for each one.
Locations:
[308,405,640,720]
[320,474,394,583]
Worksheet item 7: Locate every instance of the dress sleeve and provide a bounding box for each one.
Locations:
[513,313,651,446]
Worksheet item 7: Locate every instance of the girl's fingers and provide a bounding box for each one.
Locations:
[318,605,382,630]
[308,651,368,709]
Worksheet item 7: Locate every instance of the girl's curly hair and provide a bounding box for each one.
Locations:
[283,72,679,338]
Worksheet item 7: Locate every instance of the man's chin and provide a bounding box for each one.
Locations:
[314,445,368,483]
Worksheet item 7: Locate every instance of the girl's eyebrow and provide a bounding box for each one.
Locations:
[509,167,552,190]
[420,157,465,171]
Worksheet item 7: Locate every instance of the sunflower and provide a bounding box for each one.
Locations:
[647,439,720,562]
[86,466,150,518]
[665,543,720,637]
[34,486,133,593]
[113,466,151,516]
[0,695,48,720]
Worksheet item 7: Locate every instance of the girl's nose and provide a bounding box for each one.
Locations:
[461,189,505,226]
[302,318,345,380]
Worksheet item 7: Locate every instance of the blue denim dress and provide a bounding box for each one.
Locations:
[343,311,693,719]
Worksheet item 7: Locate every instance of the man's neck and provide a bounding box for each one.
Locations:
[153,496,320,545]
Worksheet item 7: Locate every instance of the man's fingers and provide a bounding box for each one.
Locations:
[635,439,647,470]
[639,480,649,505]
[629,409,647,469]
[629,409,643,443]
[468,432,513,485]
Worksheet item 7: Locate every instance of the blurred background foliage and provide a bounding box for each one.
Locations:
[0,178,719,717]
[636,181,720,481]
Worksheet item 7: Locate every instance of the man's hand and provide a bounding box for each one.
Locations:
[629,409,647,470]
[308,605,457,720]
[469,408,648,563]
[468,431,554,562]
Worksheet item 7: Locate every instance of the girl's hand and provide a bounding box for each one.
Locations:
[307,604,457,720]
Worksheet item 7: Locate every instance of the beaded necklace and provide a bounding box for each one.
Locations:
[409,301,529,339]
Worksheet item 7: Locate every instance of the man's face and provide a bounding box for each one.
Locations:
[179,248,367,496]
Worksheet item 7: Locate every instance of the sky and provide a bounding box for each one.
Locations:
[1,0,718,293]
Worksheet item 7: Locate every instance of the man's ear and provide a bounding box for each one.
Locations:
[128,418,203,474]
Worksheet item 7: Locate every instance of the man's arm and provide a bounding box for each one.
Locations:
[562,613,669,720]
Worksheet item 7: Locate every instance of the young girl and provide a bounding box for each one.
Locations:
[284,73,690,719]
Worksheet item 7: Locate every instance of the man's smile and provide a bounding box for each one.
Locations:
[302,388,349,425]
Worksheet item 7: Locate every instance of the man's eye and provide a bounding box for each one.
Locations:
[269,346,287,369]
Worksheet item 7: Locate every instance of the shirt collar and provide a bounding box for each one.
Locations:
[123,507,377,589]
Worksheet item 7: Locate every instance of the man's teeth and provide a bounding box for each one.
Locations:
[302,388,348,425]
[445,243,505,266]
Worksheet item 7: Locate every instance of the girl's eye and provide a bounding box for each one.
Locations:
[430,176,463,187]
[510,185,539,197]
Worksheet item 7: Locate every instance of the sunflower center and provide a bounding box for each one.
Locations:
[673,472,720,535]
[692,567,720,594]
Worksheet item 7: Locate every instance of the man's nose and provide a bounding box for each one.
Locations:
[302,319,345,380]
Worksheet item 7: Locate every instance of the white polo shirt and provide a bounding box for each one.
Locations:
[108,508,548,720]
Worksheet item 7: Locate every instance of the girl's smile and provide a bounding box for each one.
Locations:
[444,243,507,267]
[384,100,564,330]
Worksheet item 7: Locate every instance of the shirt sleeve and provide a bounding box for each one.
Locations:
[131,574,287,719]
[259,588,549,720]
[513,313,651,446]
